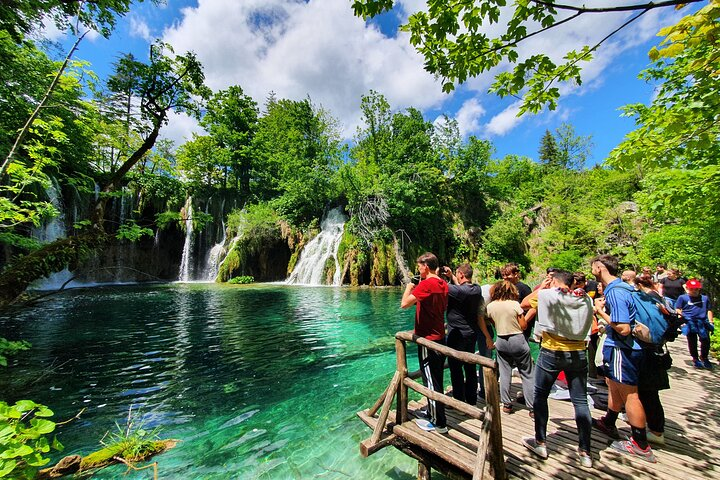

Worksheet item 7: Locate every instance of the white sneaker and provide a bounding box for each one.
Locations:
[576,450,593,468]
[647,431,665,445]
[619,412,629,423]
[521,437,548,459]
[414,418,448,434]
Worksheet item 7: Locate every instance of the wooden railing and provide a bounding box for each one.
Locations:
[358,330,506,480]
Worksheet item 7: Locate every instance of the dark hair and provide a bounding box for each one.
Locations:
[416,252,439,270]
[573,271,586,287]
[490,280,518,301]
[553,270,574,288]
[656,263,666,268]
[546,267,560,274]
[592,255,619,276]
[457,263,473,280]
[635,274,655,290]
[501,263,520,277]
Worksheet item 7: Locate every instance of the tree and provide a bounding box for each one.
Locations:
[538,130,560,167]
[200,86,259,194]
[554,123,593,170]
[0,0,157,42]
[352,0,704,114]
[175,134,227,192]
[251,96,342,226]
[607,1,720,287]
[92,41,210,227]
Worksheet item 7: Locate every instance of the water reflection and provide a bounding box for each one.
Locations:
[0,284,417,478]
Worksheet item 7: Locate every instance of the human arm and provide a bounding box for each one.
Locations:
[401,282,417,309]
[604,292,632,337]
[478,313,495,350]
[521,275,552,310]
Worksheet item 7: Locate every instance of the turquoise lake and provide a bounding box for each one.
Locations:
[0,284,435,479]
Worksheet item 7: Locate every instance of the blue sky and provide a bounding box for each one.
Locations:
[42,0,687,166]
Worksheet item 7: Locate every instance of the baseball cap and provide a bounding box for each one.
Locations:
[686,279,702,289]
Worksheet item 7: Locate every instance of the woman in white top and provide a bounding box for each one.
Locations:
[484,280,535,415]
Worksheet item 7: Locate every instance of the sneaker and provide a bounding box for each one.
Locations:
[610,438,657,463]
[576,450,593,468]
[528,410,534,419]
[647,431,665,445]
[516,391,525,405]
[702,359,714,370]
[693,359,704,369]
[414,409,430,421]
[619,412,629,424]
[414,419,448,434]
[592,417,620,439]
[502,403,513,414]
[521,437,548,459]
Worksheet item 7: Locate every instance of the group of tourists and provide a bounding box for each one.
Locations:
[400,252,715,469]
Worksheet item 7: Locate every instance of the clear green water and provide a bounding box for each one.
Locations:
[0,284,432,479]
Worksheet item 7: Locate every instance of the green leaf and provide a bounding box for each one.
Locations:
[0,459,17,477]
[29,419,55,435]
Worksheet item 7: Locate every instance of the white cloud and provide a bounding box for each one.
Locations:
[161,111,203,147]
[485,102,524,137]
[156,0,685,143]
[129,16,154,42]
[454,98,486,138]
[161,0,446,139]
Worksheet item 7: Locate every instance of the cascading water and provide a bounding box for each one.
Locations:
[286,207,347,286]
[203,220,226,281]
[178,197,194,282]
[31,178,74,289]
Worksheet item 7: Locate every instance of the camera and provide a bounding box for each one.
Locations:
[411,274,421,285]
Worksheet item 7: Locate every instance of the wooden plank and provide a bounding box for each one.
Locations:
[396,338,409,424]
[483,365,506,480]
[396,330,496,369]
[360,434,397,457]
[394,422,476,474]
[372,371,400,444]
[404,378,485,420]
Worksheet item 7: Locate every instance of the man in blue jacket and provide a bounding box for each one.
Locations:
[591,255,656,463]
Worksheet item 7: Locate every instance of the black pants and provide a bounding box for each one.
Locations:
[447,329,477,405]
[687,332,710,360]
[418,343,446,428]
[639,388,665,433]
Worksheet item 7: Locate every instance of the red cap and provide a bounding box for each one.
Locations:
[686,278,702,289]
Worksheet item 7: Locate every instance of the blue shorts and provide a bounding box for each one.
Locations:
[602,346,643,386]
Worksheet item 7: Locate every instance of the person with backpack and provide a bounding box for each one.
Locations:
[675,279,715,370]
[591,255,656,463]
[633,275,672,445]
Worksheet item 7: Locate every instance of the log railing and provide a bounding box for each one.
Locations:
[359,330,506,480]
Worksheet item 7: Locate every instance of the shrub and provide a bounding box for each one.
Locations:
[0,400,62,479]
[228,276,254,284]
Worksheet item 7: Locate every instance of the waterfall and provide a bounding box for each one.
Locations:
[33,178,66,243]
[203,220,226,281]
[286,207,347,286]
[31,178,74,290]
[178,197,194,282]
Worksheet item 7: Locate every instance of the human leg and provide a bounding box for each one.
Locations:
[418,345,447,428]
[563,351,592,455]
[533,349,560,445]
[687,332,699,360]
[699,334,711,364]
[495,336,514,407]
[638,388,664,435]
[509,334,535,408]
[446,330,466,402]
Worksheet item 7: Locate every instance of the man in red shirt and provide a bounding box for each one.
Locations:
[401,252,449,433]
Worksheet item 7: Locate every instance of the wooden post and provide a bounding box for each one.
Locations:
[418,460,431,480]
[396,338,408,424]
[482,365,506,480]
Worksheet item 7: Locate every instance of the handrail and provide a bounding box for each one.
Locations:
[360,329,506,480]
[395,330,497,369]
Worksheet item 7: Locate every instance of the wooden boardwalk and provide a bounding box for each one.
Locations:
[359,337,720,479]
